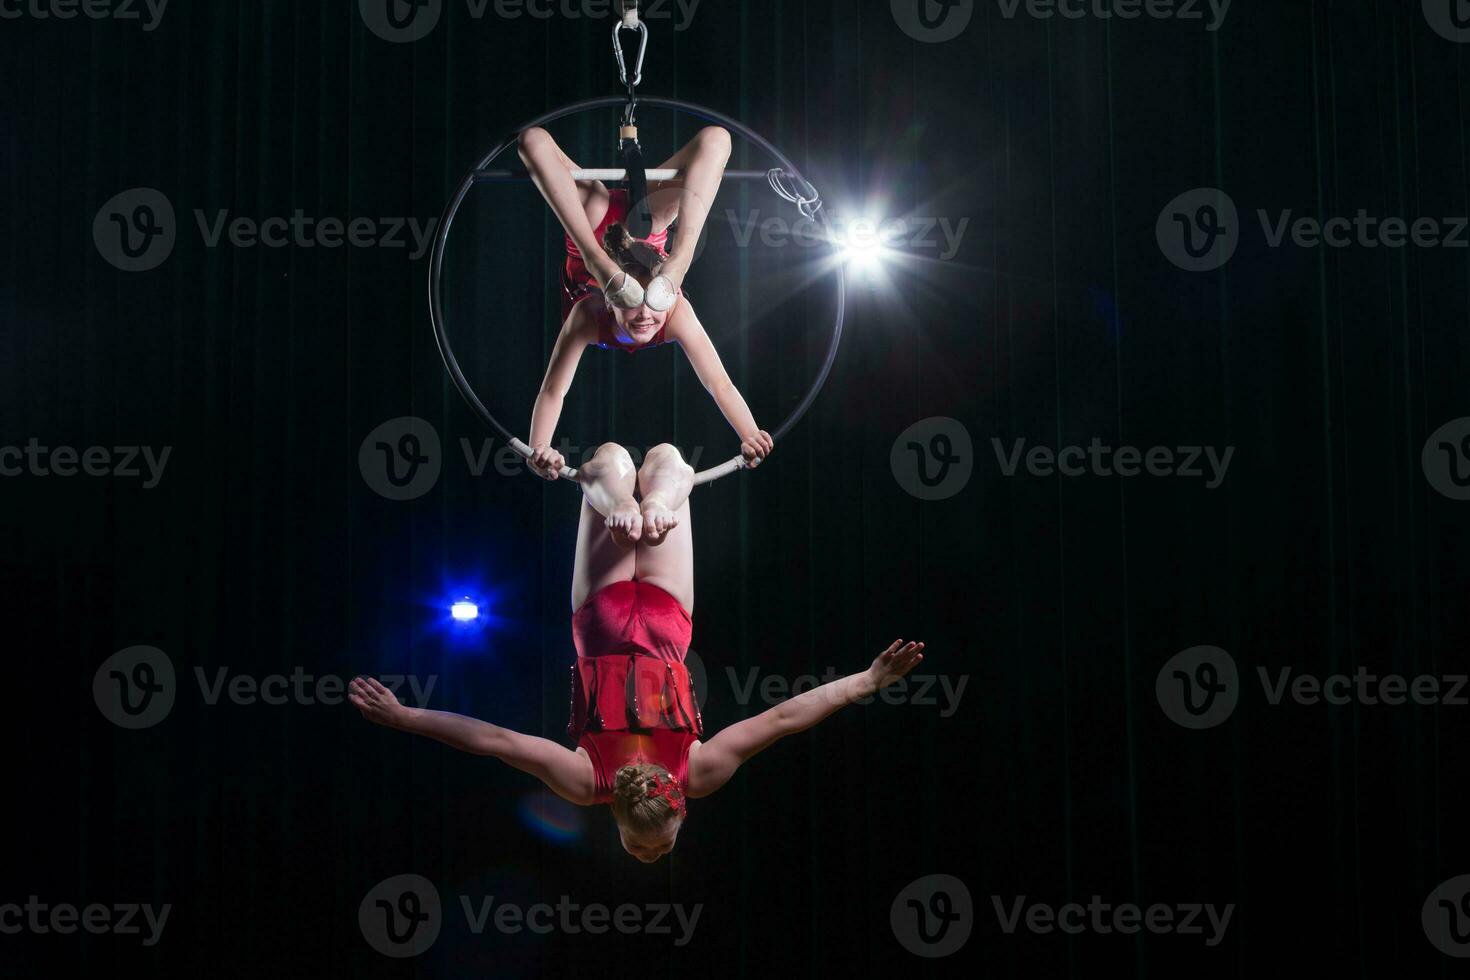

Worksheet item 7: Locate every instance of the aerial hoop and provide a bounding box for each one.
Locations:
[428,95,847,487]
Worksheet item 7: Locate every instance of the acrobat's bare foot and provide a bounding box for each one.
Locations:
[639,495,680,546]
[606,497,644,548]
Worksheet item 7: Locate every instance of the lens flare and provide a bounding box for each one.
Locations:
[518,791,587,844]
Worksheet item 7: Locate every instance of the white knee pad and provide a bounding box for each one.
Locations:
[643,275,677,312]
[603,272,646,310]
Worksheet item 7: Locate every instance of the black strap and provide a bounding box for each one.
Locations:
[620,137,653,238]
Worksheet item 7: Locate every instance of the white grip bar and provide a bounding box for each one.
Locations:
[508,438,748,487]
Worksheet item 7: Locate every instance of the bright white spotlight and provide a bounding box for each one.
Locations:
[450,599,479,622]
[842,243,890,273]
[838,217,893,276]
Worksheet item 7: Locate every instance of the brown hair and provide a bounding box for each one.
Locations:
[601,223,664,280]
[611,762,684,835]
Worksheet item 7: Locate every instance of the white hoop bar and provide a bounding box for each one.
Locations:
[508,438,749,484]
[472,168,773,183]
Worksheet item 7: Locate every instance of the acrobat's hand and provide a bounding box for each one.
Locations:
[528,444,566,481]
[349,676,412,729]
[865,639,925,692]
[741,430,774,469]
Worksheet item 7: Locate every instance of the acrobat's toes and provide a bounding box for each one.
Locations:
[607,498,644,548]
[639,497,679,546]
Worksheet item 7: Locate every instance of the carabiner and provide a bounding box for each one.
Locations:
[612,18,649,89]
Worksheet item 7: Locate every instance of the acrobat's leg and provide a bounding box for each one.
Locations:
[646,126,732,291]
[577,442,643,544]
[636,443,694,545]
[519,127,620,286]
[633,447,694,614]
[572,444,643,610]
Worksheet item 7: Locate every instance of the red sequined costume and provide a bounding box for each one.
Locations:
[568,580,701,803]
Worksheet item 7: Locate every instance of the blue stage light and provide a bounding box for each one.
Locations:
[450,598,480,622]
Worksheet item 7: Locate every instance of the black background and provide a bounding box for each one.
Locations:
[2,0,1469,976]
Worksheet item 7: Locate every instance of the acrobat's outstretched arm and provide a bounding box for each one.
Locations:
[526,311,594,480]
[667,302,774,468]
[349,676,596,805]
[685,639,925,798]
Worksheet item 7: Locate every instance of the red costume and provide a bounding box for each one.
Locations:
[561,189,680,352]
[568,580,701,804]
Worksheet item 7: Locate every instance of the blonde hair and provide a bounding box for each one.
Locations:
[601,223,664,280]
[611,762,685,835]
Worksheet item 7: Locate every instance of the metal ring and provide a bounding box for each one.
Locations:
[612,19,648,88]
[428,96,848,487]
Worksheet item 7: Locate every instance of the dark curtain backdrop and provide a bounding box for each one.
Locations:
[2,0,1468,977]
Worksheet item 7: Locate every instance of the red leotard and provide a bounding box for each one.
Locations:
[568,580,701,803]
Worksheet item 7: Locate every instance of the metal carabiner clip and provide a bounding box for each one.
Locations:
[612,18,649,89]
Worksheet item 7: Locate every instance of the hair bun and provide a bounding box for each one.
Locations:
[603,222,634,253]
[613,765,649,805]
[601,222,664,277]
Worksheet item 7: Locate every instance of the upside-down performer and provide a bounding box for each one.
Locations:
[350,443,925,863]
[515,125,774,479]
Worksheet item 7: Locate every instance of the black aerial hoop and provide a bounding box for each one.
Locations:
[427,95,847,487]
